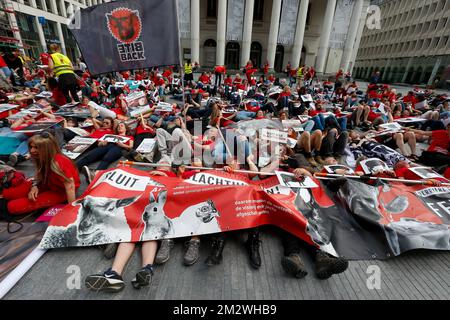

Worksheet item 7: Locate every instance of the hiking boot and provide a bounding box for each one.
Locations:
[306,157,319,167]
[281,253,308,279]
[155,239,174,265]
[103,243,119,260]
[183,239,200,266]
[82,166,94,184]
[131,264,154,289]
[85,268,125,293]
[315,251,349,280]
[245,234,262,269]
[7,154,18,167]
[205,239,225,266]
[315,156,326,165]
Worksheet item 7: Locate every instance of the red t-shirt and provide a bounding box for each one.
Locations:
[52,88,67,106]
[39,53,51,66]
[0,55,8,68]
[199,75,210,84]
[162,69,173,78]
[395,167,448,182]
[43,154,80,192]
[428,130,450,155]
[181,170,200,179]
[89,128,114,139]
[224,77,232,86]
[215,66,226,74]
[135,124,155,136]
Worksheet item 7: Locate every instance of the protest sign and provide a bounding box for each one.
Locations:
[62,136,98,159]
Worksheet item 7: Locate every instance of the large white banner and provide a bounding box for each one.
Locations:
[329,0,355,50]
[278,0,300,45]
[226,0,245,41]
[177,0,190,39]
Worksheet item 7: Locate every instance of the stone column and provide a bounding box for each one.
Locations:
[56,22,67,55]
[340,0,364,72]
[241,0,255,67]
[291,0,309,69]
[190,0,200,64]
[315,0,337,74]
[266,0,282,69]
[216,0,227,65]
[34,16,47,52]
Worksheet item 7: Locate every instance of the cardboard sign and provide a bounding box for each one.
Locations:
[99,134,131,144]
[62,136,98,159]
[360,158,390,175]
[260,129,288,144]
[136,138,156,153]
[275,171,318,189]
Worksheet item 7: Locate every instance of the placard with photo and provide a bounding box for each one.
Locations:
[360,158,390,175]
[275,171,318,189]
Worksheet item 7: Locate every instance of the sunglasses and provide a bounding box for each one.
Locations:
[35,131,51,138]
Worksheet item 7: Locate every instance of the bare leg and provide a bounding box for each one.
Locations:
[112,242,136,275]
[395,133,409,156]
[355,106,363,126]
[141,240,158,267]
[311,130,323,152]
[363,106,370,122]
[405,132,417,155]
[297,131,311,153]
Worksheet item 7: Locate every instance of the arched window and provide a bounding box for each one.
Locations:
[203,39,217,67]
[274,45,284,73]
[250,41,263,68]
[225,42,240,70]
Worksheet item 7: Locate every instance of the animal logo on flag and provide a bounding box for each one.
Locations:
[106,7,142,44]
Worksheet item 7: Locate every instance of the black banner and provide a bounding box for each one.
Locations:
[70,0,180,75]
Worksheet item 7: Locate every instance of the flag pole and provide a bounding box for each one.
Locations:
[118,160,275,176]
[314,172,450,186]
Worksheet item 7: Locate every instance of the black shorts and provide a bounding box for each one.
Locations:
[58,73,78,90]
[184,73,193,81]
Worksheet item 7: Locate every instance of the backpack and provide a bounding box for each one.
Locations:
[0,164,26,233]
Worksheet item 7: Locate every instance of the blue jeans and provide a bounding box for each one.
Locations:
[235,111,256,121]
[301,120,315,132]
[0,67,11,78]
[311,114,347,131]
[77,143,124,170]
[149,115,176,126]
[213,139,250,164]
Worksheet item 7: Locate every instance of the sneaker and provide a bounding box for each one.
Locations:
[281,253,308,279]
[245,234,262,269]
[306,157,319,167]
[205,239,225,266]
[131,264,154,289]
[85,268,125,293]
[315,251,349,280]
[7,154,18,167]
[183,239,200,266]
[104,243,119,260]
[82,166,94,184]
[155,239,174,265]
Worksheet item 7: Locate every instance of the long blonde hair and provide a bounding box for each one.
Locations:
[28,133,73,185]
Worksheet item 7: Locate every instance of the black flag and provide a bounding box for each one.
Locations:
[69,0,180,75]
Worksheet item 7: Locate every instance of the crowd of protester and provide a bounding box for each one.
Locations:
[0,45,449,293]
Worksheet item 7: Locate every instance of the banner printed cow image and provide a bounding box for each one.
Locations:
[294,188,339,257]
[337,179,450,255]
[41,196,139,248]
[140,190,221,241]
